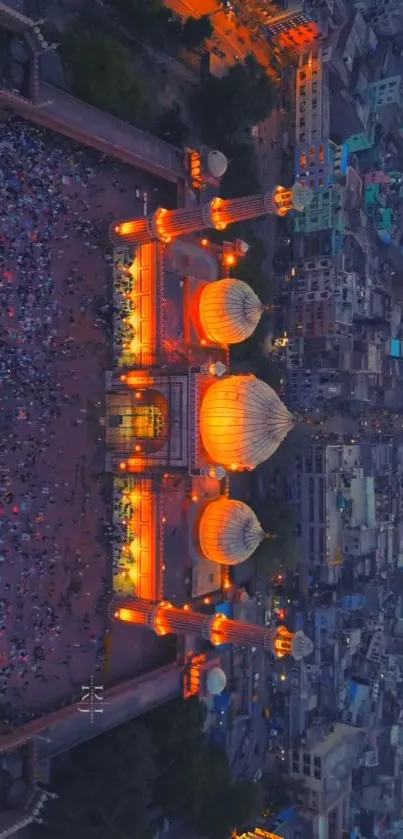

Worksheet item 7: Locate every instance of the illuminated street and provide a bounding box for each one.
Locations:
[164,0,272,72]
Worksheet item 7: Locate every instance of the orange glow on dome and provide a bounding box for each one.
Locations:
[199,278,263,346]
[200,375,294,470]
[199,498,265,566]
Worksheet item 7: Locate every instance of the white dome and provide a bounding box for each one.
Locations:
[207,150,228,179]
[199,498,265,565]
[199,278,263,344]
[200,375,295,470]
[206,666,227,695]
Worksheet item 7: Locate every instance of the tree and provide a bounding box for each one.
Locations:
[34,721,156,839]
[154,103,188,146]
[251,498,299,579]
[220,145,260,199]
[192,55,276,147]
[182,15,213,50]
[145,698,262,839]
[61,32,148,124]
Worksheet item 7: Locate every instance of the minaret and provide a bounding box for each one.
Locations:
[109,597,314,660]
[109,183,312,246]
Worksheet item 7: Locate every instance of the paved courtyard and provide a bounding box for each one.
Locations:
[0,117,176,722]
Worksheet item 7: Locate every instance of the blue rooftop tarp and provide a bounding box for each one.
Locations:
[276,807,297,824]
[214,690,232,712]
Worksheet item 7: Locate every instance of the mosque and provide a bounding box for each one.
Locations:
[106,177,314,686]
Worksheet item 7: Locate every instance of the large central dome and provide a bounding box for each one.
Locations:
[200,375,294,470]
[199,498,264,565]
[199,278,263,345]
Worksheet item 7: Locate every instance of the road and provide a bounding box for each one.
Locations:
[2,664,182,760]
[164,0,272,72]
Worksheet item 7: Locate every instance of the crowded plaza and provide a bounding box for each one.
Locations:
[0,116,173,724]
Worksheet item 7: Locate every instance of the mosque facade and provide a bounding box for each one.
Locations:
[106,182,314,670]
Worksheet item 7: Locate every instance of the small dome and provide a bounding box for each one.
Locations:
[200,375,294,470]
[199,278,263,345]
[199,498,264,565]
[206,666,227,695]
[207,150,228,179]
[292,182,313,212]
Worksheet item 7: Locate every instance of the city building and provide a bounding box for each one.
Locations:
[295,139,348,189]
[289,722,364,839]
[266,1,327,57]
[368,76,403,111]
[295,47,330,146]
[354,0,403,37]
[293,186,347,235]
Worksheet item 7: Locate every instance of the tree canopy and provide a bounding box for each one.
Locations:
[153,103,188,146]
[220,144,260,199]
[146,697,262,838]
[182,14,213,49]
[250,498,299,579]
[192,55,276,147]
[34,721,157,839]
[61,32,148,124]
[35,698,262,839]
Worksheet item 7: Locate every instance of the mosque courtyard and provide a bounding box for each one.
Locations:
[0,117,177,720]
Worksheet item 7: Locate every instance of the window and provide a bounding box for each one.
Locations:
[292,749,300,773]
[299,133,306,143]
[314,756,322,780]
[318,177,324,188]
[303,753,311,776]
[319,143,325,164]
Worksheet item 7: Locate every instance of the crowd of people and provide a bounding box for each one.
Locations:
[0,116,149,723]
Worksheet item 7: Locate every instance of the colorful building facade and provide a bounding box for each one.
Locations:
[293,186,347,235]
[295,139,348,189]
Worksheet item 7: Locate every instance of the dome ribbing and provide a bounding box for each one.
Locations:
[199,278,263,345]
[199,498,264,565]
[200,375,294,470]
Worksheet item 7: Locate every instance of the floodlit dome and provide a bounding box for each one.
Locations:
[206,666,227,695]
[199,278,264,345]
[207,149,228,179]
[199,498,264,565]
[200,375,295,470]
